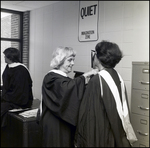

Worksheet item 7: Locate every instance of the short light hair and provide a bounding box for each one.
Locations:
[50,46,76,69]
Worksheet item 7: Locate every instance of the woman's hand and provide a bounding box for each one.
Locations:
[83,68,99,78]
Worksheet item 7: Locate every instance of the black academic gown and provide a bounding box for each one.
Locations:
[40,72,86,147]
[1,64,33,127]
[74,68,131,147]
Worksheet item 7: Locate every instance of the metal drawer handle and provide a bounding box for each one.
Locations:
[142,69,149,73]
[139,81,149,85]
[141,94,148,99]
[137,130,148,136]
[138,106,149,110]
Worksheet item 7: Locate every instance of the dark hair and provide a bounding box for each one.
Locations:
[3,47,21,62]
[95,40,123,68]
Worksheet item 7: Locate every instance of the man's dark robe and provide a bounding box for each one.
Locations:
[40,71,86,147]
[74,68,131,147]
[1,64,33,127]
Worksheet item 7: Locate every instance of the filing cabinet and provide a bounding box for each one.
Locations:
[131,62,149,147]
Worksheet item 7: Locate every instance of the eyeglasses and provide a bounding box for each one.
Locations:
[91,50,96,68]
[91,50,96,61]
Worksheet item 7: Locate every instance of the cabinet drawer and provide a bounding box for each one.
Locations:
[131,114,149,142]
[132,139,149,147]
[131,89,149,116]
[132,64,149,90]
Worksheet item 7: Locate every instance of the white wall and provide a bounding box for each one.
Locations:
[29,1,149,109]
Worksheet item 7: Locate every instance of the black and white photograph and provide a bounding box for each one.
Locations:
[1,1,149,147]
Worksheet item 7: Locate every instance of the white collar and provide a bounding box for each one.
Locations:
[49,69,68,77]
[8,62,29,72]
[8,62,24,68]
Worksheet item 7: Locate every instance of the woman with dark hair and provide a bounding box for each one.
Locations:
[39,46,98,147]
[74,40,137,147]
[1,47,33,128]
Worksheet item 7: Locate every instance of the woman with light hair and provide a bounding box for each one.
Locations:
[39,46,98,147]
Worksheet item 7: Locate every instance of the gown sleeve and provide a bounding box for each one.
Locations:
[74,74,102,147]
[42,72,86,126]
